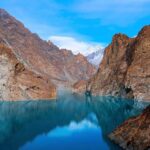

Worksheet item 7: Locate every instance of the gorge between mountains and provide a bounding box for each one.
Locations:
[0,8,150,150]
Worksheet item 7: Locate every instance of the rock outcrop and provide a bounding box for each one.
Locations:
[86,26,150,101]
[72,80,87,93]
[0,9,96,88]
[0,43,56,100]
[109,105,150,150]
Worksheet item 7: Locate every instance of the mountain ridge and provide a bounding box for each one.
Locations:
[74,25,150,101]
[0,8,96,88]
[89,25,150,100]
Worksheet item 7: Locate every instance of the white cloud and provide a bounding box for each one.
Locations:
[49,36,105,55]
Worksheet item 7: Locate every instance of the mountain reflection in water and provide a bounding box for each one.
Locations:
[0,91,149,150]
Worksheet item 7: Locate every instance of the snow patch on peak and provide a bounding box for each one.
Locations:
[87,49,104,68]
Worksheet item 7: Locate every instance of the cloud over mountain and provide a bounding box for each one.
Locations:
[49,36,105,55]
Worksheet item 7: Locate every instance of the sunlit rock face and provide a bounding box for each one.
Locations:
[88,26,150,101]
[0,9,96,88]
[109,105,150,150]
[0,43,56,100]
[72,80,87,93]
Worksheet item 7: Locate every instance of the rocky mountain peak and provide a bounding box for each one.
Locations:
[0,8,9,16]
[112,33,129,42]
[138,25,150,37]
[0,9,96,89]
[89,25,150,100]
[61,49,73,57]
[76,53,86,59]
[74,25,150,101]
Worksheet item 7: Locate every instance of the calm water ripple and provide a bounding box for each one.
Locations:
[0,92,149,150]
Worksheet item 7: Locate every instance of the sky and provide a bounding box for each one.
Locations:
[0,0,150,55]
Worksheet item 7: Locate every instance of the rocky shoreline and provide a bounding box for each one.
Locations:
[109,104,150,150]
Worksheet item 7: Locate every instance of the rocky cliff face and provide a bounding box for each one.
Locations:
[0,9,96,88]
[73,80,87,93]
[87,26,150,101]
[0,43,56,100]
[109,105,150,150]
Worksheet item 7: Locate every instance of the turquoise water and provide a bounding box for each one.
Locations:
[0,91,149,150]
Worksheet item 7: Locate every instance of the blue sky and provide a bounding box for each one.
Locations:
[0,0,150,55]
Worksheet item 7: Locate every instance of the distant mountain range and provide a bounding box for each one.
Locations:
[86,49,104,68]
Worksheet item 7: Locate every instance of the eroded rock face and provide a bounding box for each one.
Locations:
[0,43,56,100]
[72,80,87,93]
[87,26,150,101]
[0,9,96,87]
[109,105,150,150]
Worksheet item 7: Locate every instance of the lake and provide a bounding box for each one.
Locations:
[0,91,149,150]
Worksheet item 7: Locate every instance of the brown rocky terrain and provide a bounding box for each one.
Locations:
[0,9,96,88]
[72,80,87,93]
[109,105,150,150]
[0,42,56,100]
[74,26,150,100]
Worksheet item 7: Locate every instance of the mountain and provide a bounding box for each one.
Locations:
[109,104,150,150]
[0,42,56,100]
[87,49,104,68]
[0,9,96,89]
[74,26,150,101]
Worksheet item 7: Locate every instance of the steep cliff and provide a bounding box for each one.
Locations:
[0,43,56,100]
[87,26,150,101]
[73,80,87,93]
[109,105,150,150]
[0,9,96,87]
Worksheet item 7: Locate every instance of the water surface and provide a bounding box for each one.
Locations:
[0,92,149,150]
